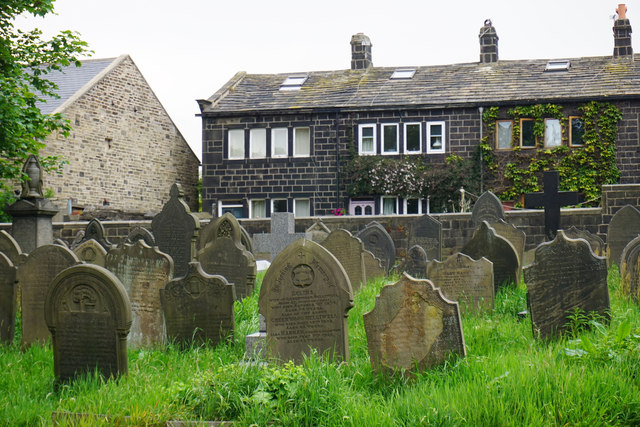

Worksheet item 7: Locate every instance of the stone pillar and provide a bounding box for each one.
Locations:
[614,4,633,57]
[350,33,372,70]
[479,19,499,63]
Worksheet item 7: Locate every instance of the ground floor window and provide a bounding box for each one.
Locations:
[271,199,288,214]
[250,199,266,218]
[381,196,398,215]
[219,200,244,218]
[350,199,375,216]
[404,198,423,214]
[294,198,310,217]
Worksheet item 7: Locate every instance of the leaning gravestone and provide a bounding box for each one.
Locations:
[606,205,640,270]
[259,239,353,363]
[253,213,310,260]
[18,244,80,348]
[398,245,429,279]
[321,229,366,292]
[563,226,605,257]
[0,230,25,266]
[471,191,505,226]
[489,219,525,276]
[620,234,640,301]
[44,264,132,383]
[524,230,609,339]
[71,219,114,251]
[161,262,236,348]
[362,250,386,282]
[461,221,519,291]
[0,252,17,344]
[364,273,465,376]
[105,240,173,348]
[356,221,396,273]
[73,239,108,267]
[408,215,442,261]
[152,183,200,278]
[426,253,494,314]
[306,221,331,244]
[125,226,156,247]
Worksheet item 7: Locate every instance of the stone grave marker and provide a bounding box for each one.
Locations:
[356,221,395,273]
[161,262,236,348]
[620,234,640,301]
[408,215,442,261]
[73,239,108,267]
[606,204,640,269]
[53,238,69,248]
[240,225,254,254]
[0,230,25,266]
[364,273,465,375]
[105,240,173,348]
[0,252,17,344]
[398,245,429,279]
[71,219,114,251]
[523,230,609,339]
[259,239,353,363]
[199,212,240,248]
[125,226,156,247]
[563,225,605,257]
[471,191,504,226]
[426,253,494,314]
[44,264,132,383]
[18,244,80,348]
[306,220,331,244]
[461,221,519,291]
[321,229,366,292]
[489,219,525,276]
[253,213,310,260]
[151,183,200,278]
[362,249,386,282]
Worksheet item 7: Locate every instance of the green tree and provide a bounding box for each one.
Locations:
[0,0,91,220]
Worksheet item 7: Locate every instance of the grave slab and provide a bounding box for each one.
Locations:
[73,239,108,267]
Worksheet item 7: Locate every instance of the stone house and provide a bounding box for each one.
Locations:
[37,54,199,216]
[199,6,639,218]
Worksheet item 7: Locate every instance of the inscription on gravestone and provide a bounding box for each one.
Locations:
[471,191,504,226]
[0,253,17,343]
[606,204,640,270]
[321,229,366,292]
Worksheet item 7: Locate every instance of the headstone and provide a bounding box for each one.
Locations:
[620,234,640,301]
[105,240,173,348]
[408,215,442,261]
[362,250,386,282]
[398,245,429,279]
[151,183,200,278]
[489,219,525,277]
[321,229,366,292]
[0,252,17,344]
[356,221,396,273]
[523,230,609,339]
[0,230,25,266]
[18,244,80,348]
[125,226,156,247]
[363,273,465,375]
[259,239,353,363]
[471,191,504,226]
[426,253,494,314]
[253,213,310,260]
[53,238,69,248]
[72,219,114,251]
[161,262,236,348]
[461,221,519,291]
[73,239,108,267]
[606,204,640,269]
[44,264,132,383]
[198,212,241,249]
[563,226,605,257]
[306,221,331,244]
[239,225,253,254]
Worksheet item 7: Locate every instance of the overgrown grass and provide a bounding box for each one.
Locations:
[2,270,640,425]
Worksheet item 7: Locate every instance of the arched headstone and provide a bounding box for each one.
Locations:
[606,205,640,269]
[356,221,395,273]
[321,229,366,291]
[0,253,17,343]
[471,191,504,226]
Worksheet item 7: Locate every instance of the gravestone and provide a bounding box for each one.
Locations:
[199,212,243,249]
[461,221,519,291]
[489,219,525,277]
[44,264,132,383]
[363,273,465,375]
[105,240,173,348]
[0,252,17,344]
[321,229,366,292]
[306,221,331,244]
[426,253,494,314]
[563,226,605,257]
[253,213,310,260]
[151,183,200,278]
[125,226,156,247]
[606,204,640,269]
[74,219,114,251]
[523,230,609,339]
[239,225,254,254]
[18,244,80,348]
[398,245,428,279]
[471,191,504,226]
[408,215,442,261]
[362,250,386,282]
[259,239,353,363]
[73,239,108,267]
[356,221,395,273]
[0,230,25,266]
[161,262,236,348]
[620,234,640,301]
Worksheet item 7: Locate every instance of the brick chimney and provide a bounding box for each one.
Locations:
[613,4,633,57]
[479,19,499,63]
[351,33,372,70]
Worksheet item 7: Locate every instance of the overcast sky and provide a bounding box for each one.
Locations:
[15,0,638,161]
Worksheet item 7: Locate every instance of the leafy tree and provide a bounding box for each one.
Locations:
[0,0,91,220]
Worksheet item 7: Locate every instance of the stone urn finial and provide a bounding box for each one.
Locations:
[21,155,43,198]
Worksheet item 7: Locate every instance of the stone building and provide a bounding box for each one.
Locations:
[37,54,199,216]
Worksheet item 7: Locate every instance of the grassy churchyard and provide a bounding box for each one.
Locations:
[2,268,640,426]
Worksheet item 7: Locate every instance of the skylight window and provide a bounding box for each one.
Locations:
[280,75,308,91]
[390,69,416,80]
[545,60,570,72]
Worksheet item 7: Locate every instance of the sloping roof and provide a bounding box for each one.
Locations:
[201,56,640,115]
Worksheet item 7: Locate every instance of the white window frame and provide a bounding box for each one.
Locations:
[218,200,244,218]
[349,198,375,216]
[496,120,513,150]
[404,122,422,154]
[293,127,311,157]
[381,196,398,215]
[271,198,288,214]
[358,124,376,155]
[403,197,423,215]
[271,128,288,158]
[249,199,266,218]
[381,123,399,155]
[426,121,446,154]
[544,118,562,148]
[293,198,310,217]
[228,129,245,159]
[249,128,267,159]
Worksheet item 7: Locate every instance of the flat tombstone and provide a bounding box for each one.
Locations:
[426,253,494,314]
[321,229,366,292]
[471,191,504,226]
[523,230,609,339]
[161,262,236,348]
[606,205,640,269]
[489,219,525,277]
[356,222,395,273]
[105,240,173,348]
[18,244,79,348]
[306,221,331,244]
[363,250,386,282]
[399,245,428,279]
[152,183,200,278]
[620,234,640,301]
[563,226,605,257]
[73,239,108,267]
[408,215,442,261]
[259,239,353,363]
[364,273,465,375]
[461,221,519,292]
[45,264,132,383]
[0,230,24,266]
[0,253,17,343]
[125,226,156,247]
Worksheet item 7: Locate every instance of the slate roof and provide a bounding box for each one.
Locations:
[201,56,640,115]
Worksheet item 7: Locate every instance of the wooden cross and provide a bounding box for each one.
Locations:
[524,170,584,240]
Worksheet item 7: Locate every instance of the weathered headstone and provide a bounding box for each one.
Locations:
[105,240,173,348]
[461,221,519,291]
[0,252,17,344]
[73,239,108,267]
[161,262,236,348]
[363,273,465,375]
[239,225,254,254]
[398,245,429,279]
[259,239,353,363]
[306,221,331,244]
[606,204,640,269]
[125,226,156,247]
[0,230,25,266]
[471,191,504,226]
[75,219,114,251]
[489,219,525,278]
[18,244,80,348]
[362,250,386,282]
[408,215,442,261]
[321,229,366,292]
[356,221,396,273]
[620,234,640,301]
[151,183,200,278]
[523,230,609,339]
[253,213,310,260]
[44,264,132,383]
[426,253,494,314]
[563,226,605,257]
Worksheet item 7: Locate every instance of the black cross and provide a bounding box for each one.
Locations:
[524,170,584,240]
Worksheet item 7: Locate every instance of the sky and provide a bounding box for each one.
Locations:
[15,0,639,161]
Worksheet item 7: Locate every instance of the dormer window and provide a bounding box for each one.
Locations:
[280,75,308,91]
[390,69,416,80]
[545,60,570,72]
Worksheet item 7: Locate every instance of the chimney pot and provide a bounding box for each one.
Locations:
[613,4,633,57]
